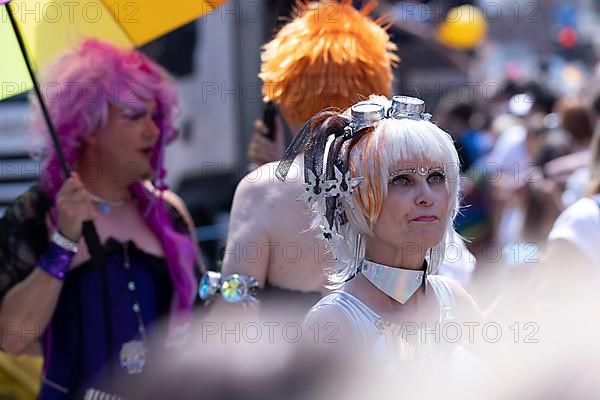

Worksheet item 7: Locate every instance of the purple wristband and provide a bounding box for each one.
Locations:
[38,243,74,281]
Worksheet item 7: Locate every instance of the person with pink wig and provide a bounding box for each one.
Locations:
[0,39,201,399]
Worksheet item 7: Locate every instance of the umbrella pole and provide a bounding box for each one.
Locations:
[4,2,69,175]
[4,3,105,265]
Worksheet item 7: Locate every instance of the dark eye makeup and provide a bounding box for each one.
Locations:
[389,167,446,186]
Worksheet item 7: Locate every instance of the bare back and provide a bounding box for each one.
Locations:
[222,156,333,293]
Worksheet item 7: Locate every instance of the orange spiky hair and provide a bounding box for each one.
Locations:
[260,0,398,126]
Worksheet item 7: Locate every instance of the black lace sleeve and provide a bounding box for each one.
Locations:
[163,202,191,236]
[163,200,205,280]
[0,185,53,302]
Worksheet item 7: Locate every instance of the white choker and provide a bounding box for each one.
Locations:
[360,259,427,304]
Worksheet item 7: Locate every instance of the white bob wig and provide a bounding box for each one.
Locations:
[310,96,461,287]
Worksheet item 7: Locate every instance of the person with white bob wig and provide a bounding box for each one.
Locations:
[295,95,481,367]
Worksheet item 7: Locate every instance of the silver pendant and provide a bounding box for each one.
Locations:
[120,340,146,374]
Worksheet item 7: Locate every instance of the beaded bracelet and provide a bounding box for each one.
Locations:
[51,231,79,253]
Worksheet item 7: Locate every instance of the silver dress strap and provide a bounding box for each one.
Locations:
[306,290,379,343]
[427,275,457,321]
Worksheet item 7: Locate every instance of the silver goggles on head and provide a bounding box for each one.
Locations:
[347,95,432,134]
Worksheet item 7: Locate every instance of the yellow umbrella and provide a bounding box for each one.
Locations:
[2,0,227,100]
[2,0,228,167]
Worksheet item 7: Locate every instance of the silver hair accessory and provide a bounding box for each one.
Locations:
[342,96,432,138]
[349,101,386,132]
[298,96,431,208]
[297,169,340,205]
[298,101,383,207]
[327,167,363,205]
[307,96,433,256]
[315,219,345,256]
[360,259,427,304]
[387,95,432,121]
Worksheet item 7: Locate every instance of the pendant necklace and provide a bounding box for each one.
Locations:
[90,194,127,215]
[119,246,148,374]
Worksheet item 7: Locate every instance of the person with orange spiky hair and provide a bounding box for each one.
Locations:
[260,0,397,130]
[248,0,398,166]
[201,0,397,317]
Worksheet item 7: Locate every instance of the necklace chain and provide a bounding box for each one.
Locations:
[90,193,130,215]
[119,246,149,375]
[90,193,127,207]
[123,247,148,342]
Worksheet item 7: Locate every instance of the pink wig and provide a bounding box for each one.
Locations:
[30,39,198,314]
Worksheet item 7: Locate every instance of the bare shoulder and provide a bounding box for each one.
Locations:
[237,162,280,190]
[229,164,276,221]
[234,161,305,207]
